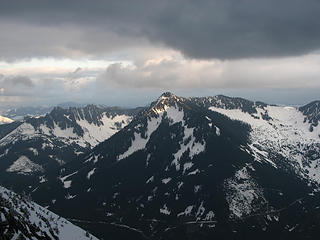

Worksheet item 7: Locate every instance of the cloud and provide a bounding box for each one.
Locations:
[0,21,151,62]
[1,0,320,60]
[1,75,34,87]
[0,75,34,95]
[1,49,320,107]
[73,67,82,74]
[98,52,320,89]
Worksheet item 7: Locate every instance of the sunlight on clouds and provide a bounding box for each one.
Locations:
[98,52,320,89]
[0,58,132,75]
[1,50,320,107]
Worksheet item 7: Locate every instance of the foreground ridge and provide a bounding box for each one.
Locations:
[0,185,98,240]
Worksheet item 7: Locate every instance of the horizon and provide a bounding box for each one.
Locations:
[1,90,319,111]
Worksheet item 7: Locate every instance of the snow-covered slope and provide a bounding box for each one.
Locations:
[0,104,141,197]
[0,115,13,125]
[6,155,44,174]
[0,185,98,240]
[208,103,320,184]
[117,93,206,162]
[76,113,132,147]
[0,105,135,148]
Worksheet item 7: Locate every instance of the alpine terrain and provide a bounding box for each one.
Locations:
[2,0,319,239]
[0,104,141,194]
[0,185,98,239]
[20,92,320,240]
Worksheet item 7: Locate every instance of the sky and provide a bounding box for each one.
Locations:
[0,0,320,108]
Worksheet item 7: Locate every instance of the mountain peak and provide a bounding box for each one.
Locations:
[149,92,184,114]
[160,91,176,98]
[157,92,181,103]
[152,92,182,110]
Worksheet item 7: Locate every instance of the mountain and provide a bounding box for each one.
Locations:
[1,102,85,121]
[2,93,320,239]
[0,115,13,125]
[29,92,320,239]
[0,104,142,194]
[192,95,320,181]
[1,106,54,121]
[0,185,98,240]
[299,100,320,131]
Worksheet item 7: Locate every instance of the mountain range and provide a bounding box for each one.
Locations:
[1,92,320,240]
[0,105,140,194]
[0,102,86,121]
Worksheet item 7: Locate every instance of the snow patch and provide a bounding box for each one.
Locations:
[6,156,43,175]
[184,205,194,216]
[209,105,320,184]
[204,211,215,221]
[162,178,172,184]
[118,115,162,160]
[87,168,96,179]
[188,169,200,175]
[183,162,194,173]
[160,204,171,215]
[224,167,266,219]
[77,114,132,147]
[146,176,154,184]
[0,123,35,146]
[28,147,39,156]
[171,108,206,171]
[60,171,78,188]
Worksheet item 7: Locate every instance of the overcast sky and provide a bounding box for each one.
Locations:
[0,0,320,108]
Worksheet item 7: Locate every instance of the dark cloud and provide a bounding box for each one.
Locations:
[1,0,320,60]
[0,21,150,61]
